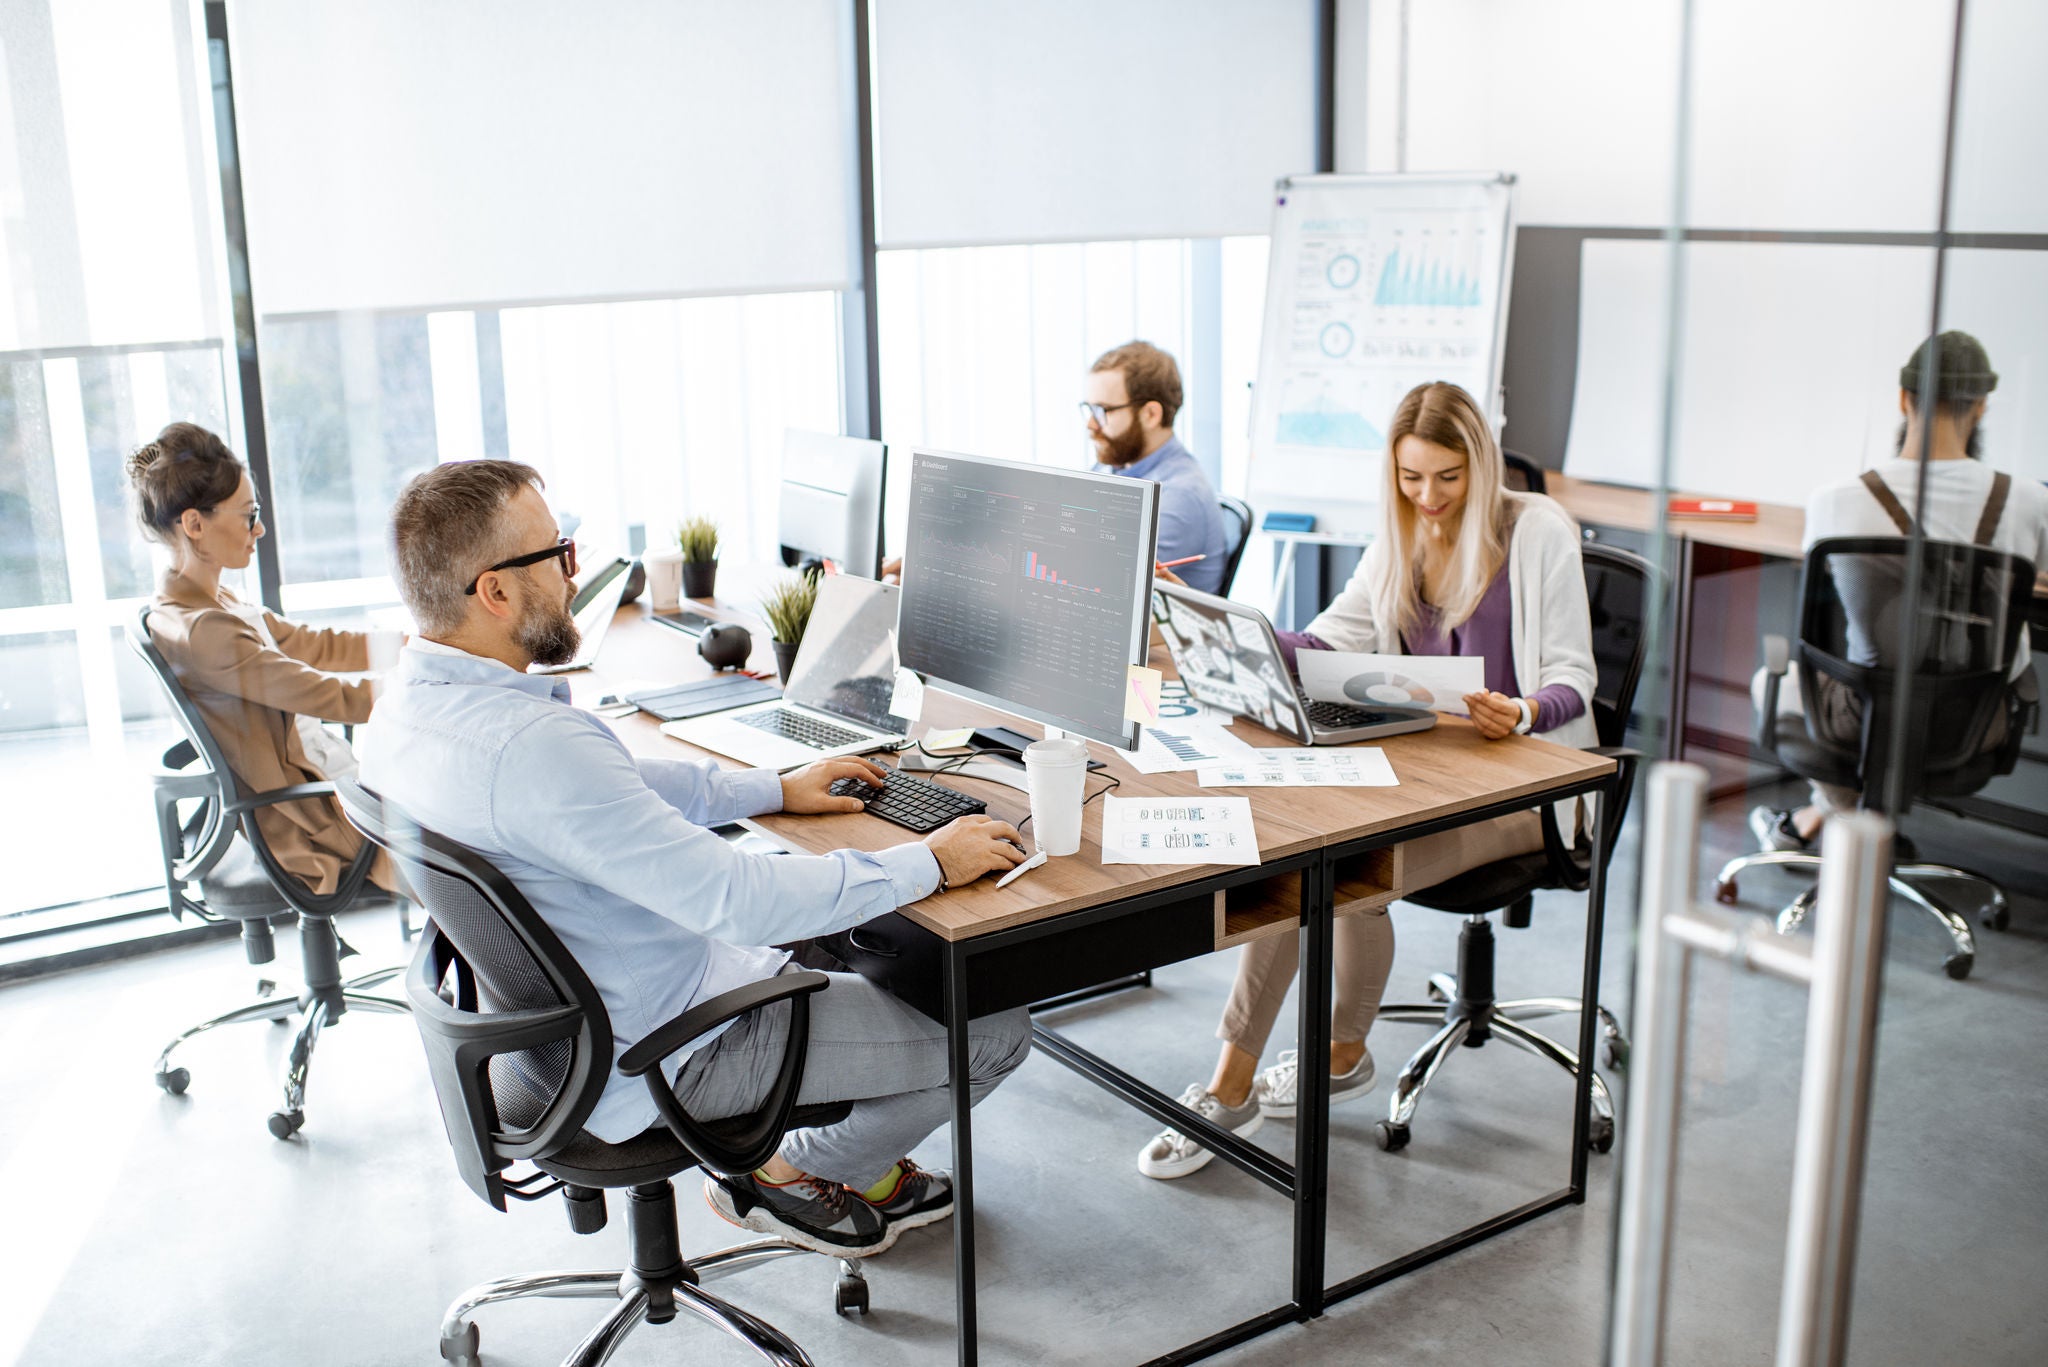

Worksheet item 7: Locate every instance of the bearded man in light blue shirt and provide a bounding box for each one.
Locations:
[361,459,1030,1258]
[1084,341,1231,594]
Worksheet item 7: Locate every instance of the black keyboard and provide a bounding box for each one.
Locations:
[738,707,870,751]
[829,771,987,834]
[1301,693,1389,730]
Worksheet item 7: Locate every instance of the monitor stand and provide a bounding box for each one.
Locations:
[897,723,1103,795]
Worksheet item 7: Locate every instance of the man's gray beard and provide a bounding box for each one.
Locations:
[516,596,580,666]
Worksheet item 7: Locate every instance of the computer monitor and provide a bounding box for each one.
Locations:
[778,429,885,578]
[896,448,1160,749]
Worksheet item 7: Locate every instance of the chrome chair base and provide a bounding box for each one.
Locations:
[436,1208,865,1367]
[1371,916,1622,1154]
[1713,848,2006,980]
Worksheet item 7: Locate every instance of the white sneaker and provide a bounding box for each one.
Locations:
[1255,1048,1376,1119]
[1136,1083,1264,1180]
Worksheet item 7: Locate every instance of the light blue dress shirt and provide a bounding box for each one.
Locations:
[1098,435,1230,594]
[360,644,943,1142]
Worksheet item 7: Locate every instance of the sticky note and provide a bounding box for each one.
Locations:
[1124,664,1163,724]
[925,727,976,753]
[889,666,926,722]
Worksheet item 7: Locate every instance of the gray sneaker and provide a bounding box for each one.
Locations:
[1137,1084,1263,1180]
[1749,806,1810,853]
[704,1171,889,1256]
[1255,1047,1376,1119]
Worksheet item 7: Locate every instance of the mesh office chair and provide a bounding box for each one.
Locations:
[129,604,409,1139]
[1217,494,1255,595]
[1502,449,1549,495]
[333,777,868,1367]
[1370,542,1652,1153]
[1714,537,2034,980]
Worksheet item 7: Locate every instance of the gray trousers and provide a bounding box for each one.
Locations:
[669,945,1033,1190]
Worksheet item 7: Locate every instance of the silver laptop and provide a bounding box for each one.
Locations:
[663,576,910,769]
[531,556,633,675]
[1153,582,1436,744]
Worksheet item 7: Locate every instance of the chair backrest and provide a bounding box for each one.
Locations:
[333,775,612,1209]
[1795,536,2032,800]
[1579,542,1657,749]
[1216,494,1255,595]
[1503,449,1549,495]
[127,602,240,886]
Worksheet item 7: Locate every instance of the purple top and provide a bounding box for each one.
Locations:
[1277,565,1586,734]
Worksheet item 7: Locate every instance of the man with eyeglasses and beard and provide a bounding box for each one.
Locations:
[1082,341,1230,594]
[361,460,1031,1259]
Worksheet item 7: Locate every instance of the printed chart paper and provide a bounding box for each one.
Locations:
[1099,796,1262,866]
[1296,650,1484,715]
[1198,748,1398,788]
[1126,719,1261,774]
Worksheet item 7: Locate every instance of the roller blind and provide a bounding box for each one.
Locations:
[873,0,1318,249]
[230,0,854,317]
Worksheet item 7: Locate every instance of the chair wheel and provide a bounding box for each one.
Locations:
[1714,880,1739,905]
[155,1067,190,1095]
[1589,1115,1616,1154]
[1943,952,1973,981]
[834,1275,869,1316]
[439,1321,481,1365]
[1374,1121,1409,1152]
[1982,906,2010,932]
[1602,1038,1629,1071]
[267,1109,304,1139]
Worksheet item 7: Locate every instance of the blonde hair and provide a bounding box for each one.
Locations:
[1364,382,1512,640]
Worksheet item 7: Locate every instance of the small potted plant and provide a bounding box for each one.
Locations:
[760,572,820,684]
[677,516,719,599]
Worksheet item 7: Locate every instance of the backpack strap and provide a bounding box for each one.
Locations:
[1859,469,1916,536]
[1974,470,2011,547]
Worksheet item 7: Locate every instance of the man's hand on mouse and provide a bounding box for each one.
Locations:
[780,756,889,813]
[924,813,1029,888]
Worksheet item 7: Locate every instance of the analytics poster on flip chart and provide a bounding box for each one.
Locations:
[1250,173,1517,536]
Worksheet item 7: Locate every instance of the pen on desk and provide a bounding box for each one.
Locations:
[995,849,1048,889]
[1155,554,1207,571]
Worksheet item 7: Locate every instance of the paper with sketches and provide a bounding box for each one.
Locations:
[1126,719,1261,774]
[1099,795,1261,866]
[1296,650,1484,715]
[1198,748,1398,788]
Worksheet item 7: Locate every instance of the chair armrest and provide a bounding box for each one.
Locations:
[224,781,338,815]
[618,971,830,1078]
[1537,746,1642,892]
[1757,634,1790,752]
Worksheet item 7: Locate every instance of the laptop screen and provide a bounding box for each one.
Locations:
[1153,585,1309,741]
[783,576,910,733]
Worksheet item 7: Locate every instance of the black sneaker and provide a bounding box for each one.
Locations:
[854,1159,954,1231]
[704,1171,888,1256]
[1749,806,1810,853]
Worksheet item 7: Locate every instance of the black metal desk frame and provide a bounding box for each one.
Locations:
[938,767,1620,1366]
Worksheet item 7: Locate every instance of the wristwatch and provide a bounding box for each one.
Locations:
[1512,698,1535,735]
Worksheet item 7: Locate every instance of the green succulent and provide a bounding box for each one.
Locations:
[676,516,720,563]
[759,573,819,646]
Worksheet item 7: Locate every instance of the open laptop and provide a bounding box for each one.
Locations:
[531,556,633,675]
[1153,581,1437,744]
[662,575,911,769]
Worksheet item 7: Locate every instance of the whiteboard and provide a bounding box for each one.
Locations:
[1249,172,1518,536]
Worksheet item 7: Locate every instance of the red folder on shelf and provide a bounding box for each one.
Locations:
[1667,497,1758,521]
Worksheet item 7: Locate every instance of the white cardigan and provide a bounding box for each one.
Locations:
[1304,492,1600,753]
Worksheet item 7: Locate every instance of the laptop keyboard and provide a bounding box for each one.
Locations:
[737,707,869,751]
[829,771,988,834]
[1300,692,1387,730]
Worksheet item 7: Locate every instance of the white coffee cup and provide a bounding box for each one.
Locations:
[643,549,684,612]
[1023,737,1090,857]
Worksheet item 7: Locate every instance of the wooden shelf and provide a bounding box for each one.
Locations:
[1333,845,1401,916]
[1214,871,1302,949]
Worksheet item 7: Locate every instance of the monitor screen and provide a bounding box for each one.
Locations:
[896,448,1159,749]
[777,429,885,577]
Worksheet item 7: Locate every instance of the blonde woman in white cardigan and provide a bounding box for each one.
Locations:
[1139,381,1597,1180]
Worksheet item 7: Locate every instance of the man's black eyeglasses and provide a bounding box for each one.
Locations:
[466,538,577,595]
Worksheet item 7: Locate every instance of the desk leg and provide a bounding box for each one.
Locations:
[945,941,978,1366]
[1570,773,1617,1198]
[1292,854,1334,1318]
[1667,535,1696,763]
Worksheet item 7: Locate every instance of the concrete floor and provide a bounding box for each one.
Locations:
[3,785,2044,1366]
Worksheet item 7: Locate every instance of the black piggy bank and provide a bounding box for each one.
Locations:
[697,622,753,671]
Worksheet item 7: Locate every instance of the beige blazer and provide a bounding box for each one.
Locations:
[149,570,396,897]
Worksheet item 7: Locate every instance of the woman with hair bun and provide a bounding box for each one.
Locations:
[130,422,403,896]
[1139,381,1598,1181]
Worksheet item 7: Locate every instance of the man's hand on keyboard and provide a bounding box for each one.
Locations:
[924,814,1029,890]
[781,756,891,813]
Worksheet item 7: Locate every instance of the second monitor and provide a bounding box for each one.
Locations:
[896,448,1159,750]
[778,428,886,578]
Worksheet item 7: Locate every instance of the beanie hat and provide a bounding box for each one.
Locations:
[1901,331,1998,401]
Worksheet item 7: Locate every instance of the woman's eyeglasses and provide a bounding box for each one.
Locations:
[466,538,578,595]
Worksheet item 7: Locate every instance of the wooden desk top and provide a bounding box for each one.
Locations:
[579,598,1616,943]
[1548,473,1808,559]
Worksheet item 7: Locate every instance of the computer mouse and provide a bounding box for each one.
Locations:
[697,622,753,670]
